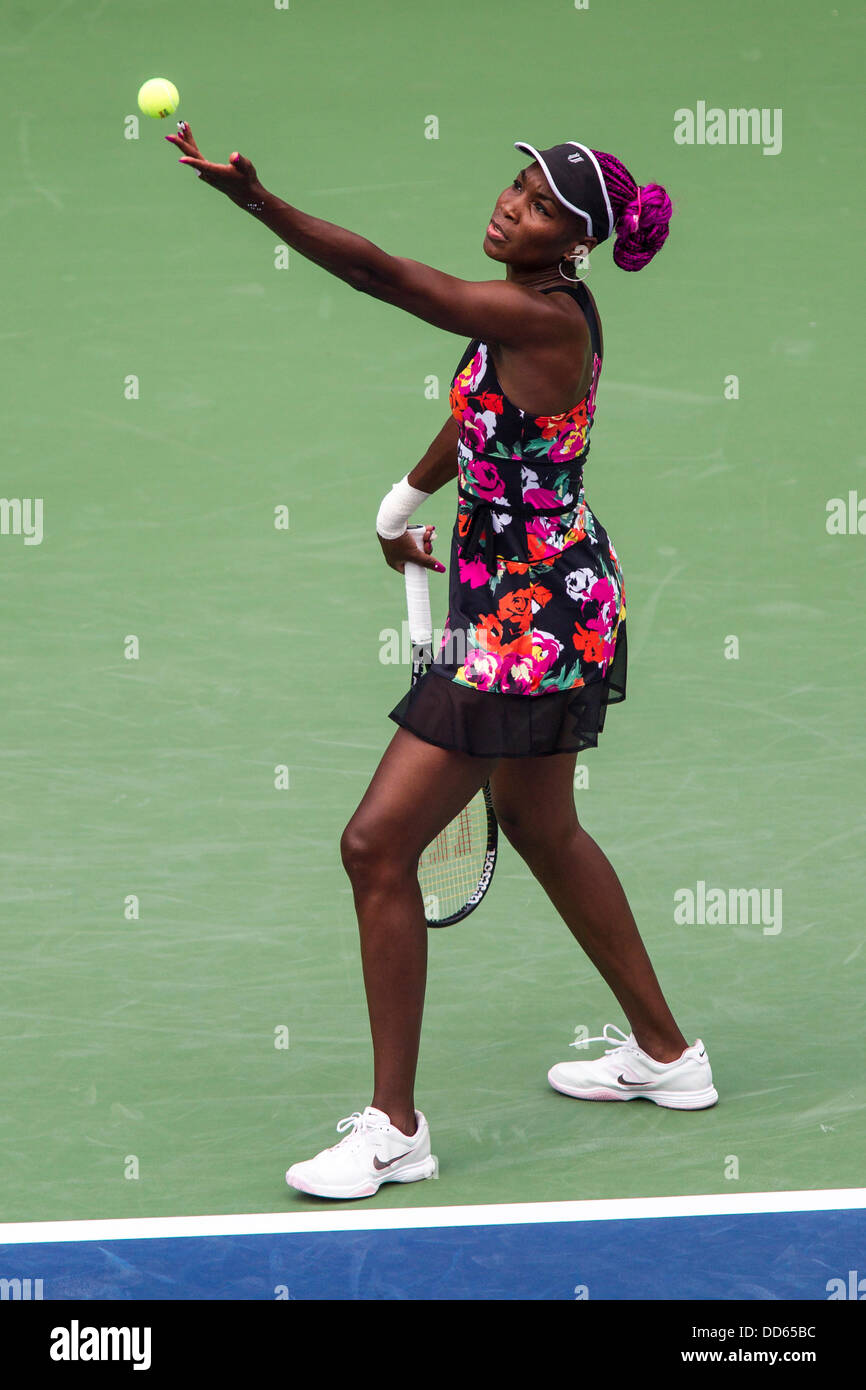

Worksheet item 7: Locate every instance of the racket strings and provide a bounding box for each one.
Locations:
[420,805,473,864]
[418,795,489,919]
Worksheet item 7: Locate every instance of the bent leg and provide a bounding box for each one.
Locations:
[490,752,689,1061]
[341,727,497,1133]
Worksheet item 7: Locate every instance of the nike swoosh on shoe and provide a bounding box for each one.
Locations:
[372,1149,412,1171]
[617,1074,648,1087]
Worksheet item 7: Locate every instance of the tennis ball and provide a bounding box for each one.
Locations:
[137,78,180,120]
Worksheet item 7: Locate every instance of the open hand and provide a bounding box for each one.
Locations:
[165,121,263,207]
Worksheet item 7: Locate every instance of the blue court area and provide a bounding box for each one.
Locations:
[2,1194,863,1300]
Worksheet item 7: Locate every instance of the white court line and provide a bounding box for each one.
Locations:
[0,1189,864,1247]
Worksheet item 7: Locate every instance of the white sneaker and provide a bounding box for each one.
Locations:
[548,1024,718,1110]
[286,1106,438,1199]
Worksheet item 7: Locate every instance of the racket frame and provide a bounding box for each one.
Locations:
[403,525,498,927]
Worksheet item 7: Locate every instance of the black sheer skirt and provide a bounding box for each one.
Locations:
[388,622,627,758]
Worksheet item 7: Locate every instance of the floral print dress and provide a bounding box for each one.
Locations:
[389,281,627,757]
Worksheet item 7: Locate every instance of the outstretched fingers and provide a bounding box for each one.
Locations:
[165,119,201,155]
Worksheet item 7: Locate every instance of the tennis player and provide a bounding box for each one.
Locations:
[168,125,718,1201]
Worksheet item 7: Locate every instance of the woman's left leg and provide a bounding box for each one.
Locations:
[489,750,689,1061]
[341,726,498,1132]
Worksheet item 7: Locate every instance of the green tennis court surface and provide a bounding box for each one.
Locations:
[1,0,863,1227]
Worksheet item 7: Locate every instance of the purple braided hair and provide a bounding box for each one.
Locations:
[590,150,673,272]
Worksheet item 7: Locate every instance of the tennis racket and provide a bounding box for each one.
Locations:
[404,525,498,928]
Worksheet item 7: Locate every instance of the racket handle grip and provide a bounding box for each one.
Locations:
[404,525,433,648]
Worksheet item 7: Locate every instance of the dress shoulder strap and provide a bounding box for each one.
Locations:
[541,282,602,364]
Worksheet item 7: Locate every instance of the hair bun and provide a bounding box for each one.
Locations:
[612,181,672,272]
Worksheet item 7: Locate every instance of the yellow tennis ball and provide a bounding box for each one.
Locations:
[137,78,180,120]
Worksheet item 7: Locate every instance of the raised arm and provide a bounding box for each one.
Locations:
[166,125,578,349]
[255,200,563,346]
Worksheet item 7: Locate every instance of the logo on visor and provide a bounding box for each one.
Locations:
[567,151,584,163]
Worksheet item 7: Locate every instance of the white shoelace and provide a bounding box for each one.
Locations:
[329,1109,389,1153]
[569,1022,637,1055]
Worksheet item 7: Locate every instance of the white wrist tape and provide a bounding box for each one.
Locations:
[376,474,431,539]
